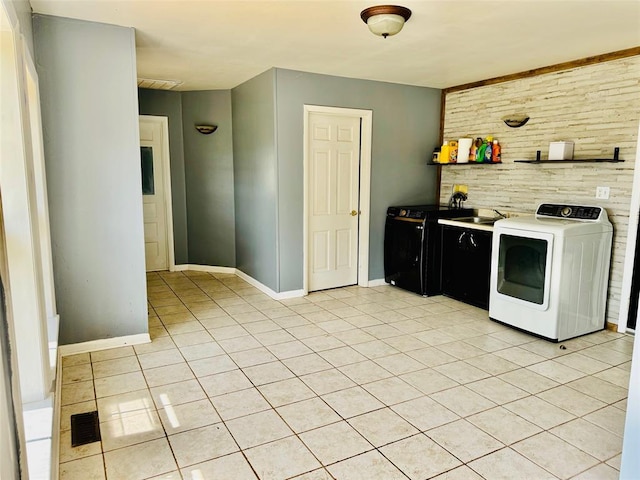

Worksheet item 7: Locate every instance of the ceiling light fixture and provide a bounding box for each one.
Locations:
[360,5,412,38]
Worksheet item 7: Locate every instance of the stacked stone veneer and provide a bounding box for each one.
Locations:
[440,56,640,326]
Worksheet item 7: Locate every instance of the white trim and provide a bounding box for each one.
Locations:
[57,333,150,357]
[274,289,306,300]
[139,115,176,272]
[22,39,58,374]
[236,269,304,300]
[173,265,305,299]
[178,264,383,298]
[182,264,236,274]
[0,0,19,30]
[0,19,50,404]
[0,9,37,477]
[51,350,62,480]
[23,395,54,480]
[47,314,59,380]
[303,109,310,294]
[302,105,373,295]
[618,121,640,332]
[620,309,640,476]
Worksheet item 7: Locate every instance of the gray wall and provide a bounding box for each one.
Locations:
[182,90,235,266]
[232,69,278,290]
[34,15,148,345]
[275,69,442,290]
[137,88,188,264]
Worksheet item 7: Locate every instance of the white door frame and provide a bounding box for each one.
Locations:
[618,120,640,332]
[22,37,59,372]
[0,17,50,404]
[139,115,176,271]
[303,105,373,294]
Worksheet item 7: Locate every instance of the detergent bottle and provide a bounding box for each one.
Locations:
[440,142,451,164]
[492,139,501,163]
[448,140,458,163]
[476,139,488,162]
[469,137,482,162]
[484,136,493,163]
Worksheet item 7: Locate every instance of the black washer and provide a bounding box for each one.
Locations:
[384,205,473,296]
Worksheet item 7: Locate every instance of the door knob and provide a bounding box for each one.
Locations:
[350,210,358,216]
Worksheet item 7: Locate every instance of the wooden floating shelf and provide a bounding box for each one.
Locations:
[515,147,624,164]
[514,159,625,163]
[429,162,502,166]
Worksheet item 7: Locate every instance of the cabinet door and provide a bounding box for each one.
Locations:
[441,226,468,300]
[464,230,492,309]
[441,226,492,309]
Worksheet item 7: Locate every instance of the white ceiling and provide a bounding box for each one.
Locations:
[30,0,640,91]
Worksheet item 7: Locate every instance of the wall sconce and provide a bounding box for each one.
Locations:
[195,125,218,135]
[360,5,412,38]
[502,115,530,128]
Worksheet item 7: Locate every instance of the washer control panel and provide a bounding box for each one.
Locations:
[536,204,603,221]
[387,207,427,220]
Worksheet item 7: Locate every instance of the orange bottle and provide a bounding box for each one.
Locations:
[492,139,501,163]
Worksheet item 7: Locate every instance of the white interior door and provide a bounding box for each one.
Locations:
[139,119,168,271]
[308,112,361,291]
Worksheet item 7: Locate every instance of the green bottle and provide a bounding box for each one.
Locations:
[477,139,488,162]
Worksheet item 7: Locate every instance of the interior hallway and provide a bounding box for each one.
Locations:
[57,271,632,479]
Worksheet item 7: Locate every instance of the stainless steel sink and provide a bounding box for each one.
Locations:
[455,216,498,225]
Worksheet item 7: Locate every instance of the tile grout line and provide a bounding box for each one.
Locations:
[57,270,630,479]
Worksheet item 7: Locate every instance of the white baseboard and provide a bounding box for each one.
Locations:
[175,264,236,274]
[367,278,388,287]
[273,289,306,300]
[235,269,305,300]
[174,265,383,299]
[58,333,151,357]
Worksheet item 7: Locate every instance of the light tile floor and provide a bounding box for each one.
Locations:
[57,271,634,480]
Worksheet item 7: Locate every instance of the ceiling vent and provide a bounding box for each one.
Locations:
[137,78,183,90]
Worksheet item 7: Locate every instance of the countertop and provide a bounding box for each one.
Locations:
[438,218,495,232]
[438,208,529,232]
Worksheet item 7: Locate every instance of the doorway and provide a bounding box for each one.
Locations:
[620,122,640,332]
[626,216,640,330]
[139,115,174,272]
[303,105,372,293]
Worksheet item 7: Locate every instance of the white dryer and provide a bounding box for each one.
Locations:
[489,204,613,342]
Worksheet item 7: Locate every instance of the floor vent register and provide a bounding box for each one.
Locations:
[70,411,101,447]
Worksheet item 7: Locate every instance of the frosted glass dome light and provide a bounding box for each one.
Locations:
[360,5,412,38]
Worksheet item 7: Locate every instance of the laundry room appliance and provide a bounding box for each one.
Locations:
[385,205,473,296]
[489,203,613,342]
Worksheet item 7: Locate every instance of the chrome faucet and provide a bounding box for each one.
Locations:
[448,192,468,209]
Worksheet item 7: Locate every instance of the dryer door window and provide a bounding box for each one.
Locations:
[496,232,553,309]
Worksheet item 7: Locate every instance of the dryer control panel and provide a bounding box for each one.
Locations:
[536,204,603,221]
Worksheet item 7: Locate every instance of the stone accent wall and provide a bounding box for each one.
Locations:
[440,56,640,326]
